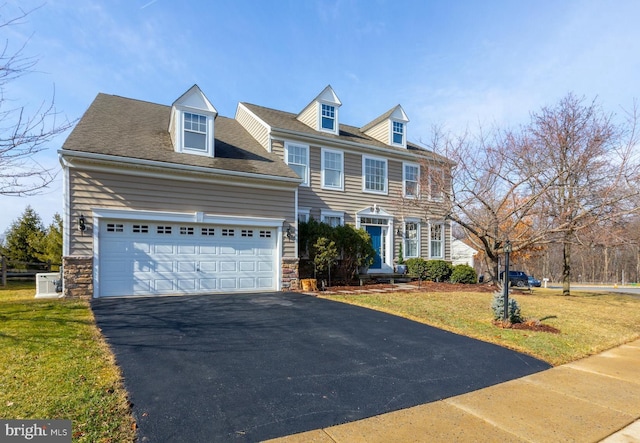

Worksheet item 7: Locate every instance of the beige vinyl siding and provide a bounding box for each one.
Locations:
[363,120,389,146]
[68,169,295,257]
[296,103,317,130]
[236,104,270,151]
[273,137,452,262]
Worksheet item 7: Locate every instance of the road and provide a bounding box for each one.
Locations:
[546,285,640,296]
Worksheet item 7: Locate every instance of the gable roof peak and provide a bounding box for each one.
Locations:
[316,84,342,106]
[172,84,218,116]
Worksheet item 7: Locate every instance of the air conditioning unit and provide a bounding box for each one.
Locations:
[35,273,63,298]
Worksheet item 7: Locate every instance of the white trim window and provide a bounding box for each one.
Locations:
[321,210,344,227]
[285,142,310,186]
[429,223,444,259]
[321,148,344,190]
[403,163,419,198]
[392,121,404,146]
[363,156,388,194]
[298,207,311,223]
[183,112,208,151]
[429,166,445,201]
[320,103,336,132]
[404,221,419,258]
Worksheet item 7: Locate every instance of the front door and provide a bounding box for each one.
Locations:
[366,225,382,269]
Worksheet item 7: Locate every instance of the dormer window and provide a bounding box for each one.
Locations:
[296,86,341,134]
[184,112,208,151]
[169,85,217,157]
[321,104,336,131]
[392,121,404,145]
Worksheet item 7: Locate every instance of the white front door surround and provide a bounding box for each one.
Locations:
[356,205,394,273]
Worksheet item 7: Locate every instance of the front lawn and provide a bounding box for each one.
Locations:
[0,281,135,442]
[324,288,640,365]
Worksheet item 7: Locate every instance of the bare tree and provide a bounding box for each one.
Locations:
[417,126,550,282]
[521,94,640,295]
[0,5,74,196]
[414,95,640,295]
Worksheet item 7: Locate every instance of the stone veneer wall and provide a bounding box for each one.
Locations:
[281,258,299,291]
[62,256,93,298]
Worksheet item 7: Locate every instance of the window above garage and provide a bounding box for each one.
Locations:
[169,84,218,157]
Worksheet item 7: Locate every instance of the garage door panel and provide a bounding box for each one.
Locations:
[178,279,197,291]
[239,261,255,272]
[99,220,278,297]
[220,278,237,289]
[239,278,256,289]
[178,261,196,272]
[220,261,237,272]
[199,245,217,254]
[199,261,217,272]
[199,279,217,290]
[156,261,174,272]
[178,244,197,254]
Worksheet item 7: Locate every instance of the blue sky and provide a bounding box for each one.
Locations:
[2,0,640,235]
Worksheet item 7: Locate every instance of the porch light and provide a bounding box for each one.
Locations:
[285,225,294,240]
[78,214,86,232]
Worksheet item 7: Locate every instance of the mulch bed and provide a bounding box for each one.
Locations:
[493,320,561,334]
[313,280,498,293]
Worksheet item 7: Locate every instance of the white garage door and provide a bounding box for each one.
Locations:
[97,220,278,297]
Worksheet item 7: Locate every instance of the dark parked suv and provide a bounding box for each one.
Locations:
[500,270,530,287]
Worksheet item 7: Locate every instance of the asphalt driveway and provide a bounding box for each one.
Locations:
[92,292,550,442]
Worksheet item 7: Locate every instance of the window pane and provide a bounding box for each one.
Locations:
[393,122,404,144]
[324,169,341,187]
[290,163,306,180]
[365,158,386,192]
[321,104,335,130]
[184,131,206,150]
[287,144,308,184]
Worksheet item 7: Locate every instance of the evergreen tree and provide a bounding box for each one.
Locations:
[29,213,63,265]
[2,206,45,262]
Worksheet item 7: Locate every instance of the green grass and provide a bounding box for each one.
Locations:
[324,287,640,366]
[0,281,135,442]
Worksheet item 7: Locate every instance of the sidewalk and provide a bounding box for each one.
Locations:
[265,339,640,443]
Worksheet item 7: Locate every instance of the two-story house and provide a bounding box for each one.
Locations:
[59,85,452,298]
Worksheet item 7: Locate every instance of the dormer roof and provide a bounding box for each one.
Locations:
[296,85,342,135]
[361,104,410,148]
[172,84,218,115]
[169,84,218,157]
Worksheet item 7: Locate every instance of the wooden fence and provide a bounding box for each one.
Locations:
[1,257,60,286]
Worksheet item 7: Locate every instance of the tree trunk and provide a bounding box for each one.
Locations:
[562,237,571,296]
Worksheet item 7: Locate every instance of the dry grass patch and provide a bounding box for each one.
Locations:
[0,281,136,442]
[323,288,640,366]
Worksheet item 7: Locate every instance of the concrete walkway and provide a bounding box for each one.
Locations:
[265,339,640,443]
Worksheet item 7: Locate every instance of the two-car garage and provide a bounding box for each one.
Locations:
[95,218,280,297]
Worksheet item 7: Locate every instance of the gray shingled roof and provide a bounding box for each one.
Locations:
[241,102,449,162]
[62,93,300,180]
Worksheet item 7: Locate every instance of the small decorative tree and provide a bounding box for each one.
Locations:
[313,237,339,288]
[397,242,404,264]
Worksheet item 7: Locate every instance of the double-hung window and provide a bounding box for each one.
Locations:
[392,121,404,145]
[363,156,387,194]
[429,167,445,201]
[404,221,419,258]
[321,148,343,190]
[321,104,335,131]
[285,142,309,186]
[403,163,419,198]
[321,210,344,227]
[184,112,207,151]
[429,223,444,259]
